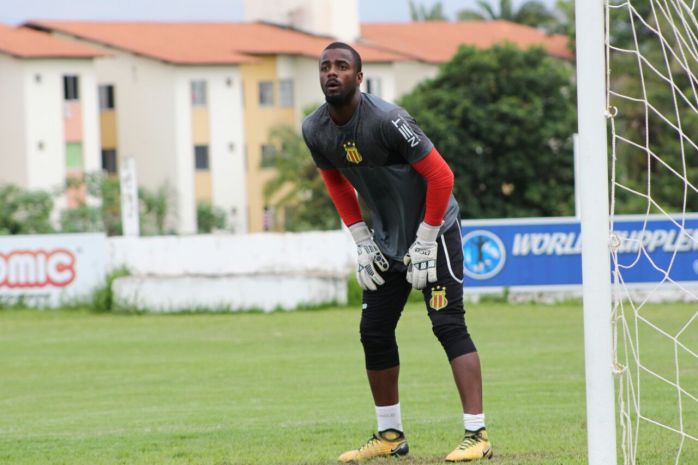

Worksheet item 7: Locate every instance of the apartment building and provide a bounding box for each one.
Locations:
[26,21,254,234]
[0,24,104,212]
[25,21,404,232]
[21,15,570,233]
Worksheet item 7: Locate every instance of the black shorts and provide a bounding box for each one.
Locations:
[360,221,476,370]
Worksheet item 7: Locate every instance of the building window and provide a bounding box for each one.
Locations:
[63,75,79,101]
[99,85,115,110]
[191,80,207,106]
[279,79,294,107]
[260,144,277,168]
[194,145,209,170]
[366,77,382,97]
[258,81,274,107]
[101,149,117,174]
[66,143,83,169]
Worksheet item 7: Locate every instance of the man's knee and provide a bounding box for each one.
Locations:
[360,321,400,370]
[431,316,477,361]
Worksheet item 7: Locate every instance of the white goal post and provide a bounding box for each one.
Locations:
[577,1,698,464]
[576,1,619,465]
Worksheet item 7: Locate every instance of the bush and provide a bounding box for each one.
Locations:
[0,184,54,234]
[197,201,227,233]
[91,268,130,312]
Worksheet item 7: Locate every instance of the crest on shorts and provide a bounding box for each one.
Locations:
[429,286,448,311]
[343,141,362,164]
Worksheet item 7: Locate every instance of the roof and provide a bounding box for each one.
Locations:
[0,23,106,59]
[24,21,406,65]
[360,20,572,63]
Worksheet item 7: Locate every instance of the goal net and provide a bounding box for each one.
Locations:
[606,0,698,463]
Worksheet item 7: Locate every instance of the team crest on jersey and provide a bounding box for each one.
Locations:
[429,286,448,311]
[343,141,363,164]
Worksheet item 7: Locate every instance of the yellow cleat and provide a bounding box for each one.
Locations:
[445,428,493,462]
[337,429,409,463]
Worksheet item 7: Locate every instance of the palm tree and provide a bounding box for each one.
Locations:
[457,0,557,30]
[409,0,448,21]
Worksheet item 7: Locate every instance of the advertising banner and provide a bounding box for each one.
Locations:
[0,233,107,306]
[460,215,698,292]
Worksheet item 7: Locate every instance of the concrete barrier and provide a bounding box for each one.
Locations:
[108,230,356,312]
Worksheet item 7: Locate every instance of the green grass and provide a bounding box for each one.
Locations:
[0,302,696,464]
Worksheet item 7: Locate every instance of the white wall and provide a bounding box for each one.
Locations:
[393,61,439,100]
[114,274,347,312]
[207,69,247,234]
[22,59,101,192]
[91,52,193,232]
[173,66,247,235]
[108,230,356,312]
[172,71,197,234]
[0,55,28,186]
[22,60,66,194]
[361,63,397,103]
[108,230,354,275]
[291,56,324,125]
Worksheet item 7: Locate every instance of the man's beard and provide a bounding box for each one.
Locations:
[325,86,356,106]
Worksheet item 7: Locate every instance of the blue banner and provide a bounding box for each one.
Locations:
[459,215,698,290]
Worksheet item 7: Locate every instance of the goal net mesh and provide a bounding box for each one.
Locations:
[606,0,698,463]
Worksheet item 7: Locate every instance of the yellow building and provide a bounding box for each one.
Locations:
[241,56,296,232]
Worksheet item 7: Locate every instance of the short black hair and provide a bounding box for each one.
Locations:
[323,42,362,72]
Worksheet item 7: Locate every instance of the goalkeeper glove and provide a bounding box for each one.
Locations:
[403,222,440,290]
[349,222,389,291]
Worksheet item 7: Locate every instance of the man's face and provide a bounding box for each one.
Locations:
[319,48,362,105]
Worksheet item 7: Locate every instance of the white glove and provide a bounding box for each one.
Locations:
[349,222,389,291]
[403,222,440,289]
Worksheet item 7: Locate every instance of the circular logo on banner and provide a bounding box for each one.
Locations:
[461,230,506,280]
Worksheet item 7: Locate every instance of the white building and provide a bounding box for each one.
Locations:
[0,24,103,213]
[26,21,252,234]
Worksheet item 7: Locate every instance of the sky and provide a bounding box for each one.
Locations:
[0,0,559,25]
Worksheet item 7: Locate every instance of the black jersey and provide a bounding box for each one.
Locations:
[302,93,459,260]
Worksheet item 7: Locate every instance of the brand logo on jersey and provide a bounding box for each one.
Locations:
[343,141,363,164]
[391,117,421,148]
[429,286,448,311]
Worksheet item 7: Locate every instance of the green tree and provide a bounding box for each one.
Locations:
[399,44,577,219]
[606,3,698,214]
[0,184,54,234]
[59,173,120,234]
[58,173,173,235]
[408,0,448,21]
[264,124,340,231]
[457,0,557,29]
[139,185,172,235]
[196,201,227,233]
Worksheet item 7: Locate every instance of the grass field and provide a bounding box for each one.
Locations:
[1,301,697,465]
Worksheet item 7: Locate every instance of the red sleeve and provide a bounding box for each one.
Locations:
[319,168,363,226]
[411,147,454,227]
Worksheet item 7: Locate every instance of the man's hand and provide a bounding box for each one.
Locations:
[349,222,389,291]
[403,222,440,289]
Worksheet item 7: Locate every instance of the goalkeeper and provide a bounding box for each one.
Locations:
[302,42,492,463]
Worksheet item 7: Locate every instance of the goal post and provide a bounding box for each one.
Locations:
[576,1,619,465]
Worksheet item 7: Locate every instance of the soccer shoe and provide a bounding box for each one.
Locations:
[337,429,409,462]
[445,428,493,462]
